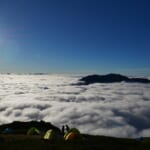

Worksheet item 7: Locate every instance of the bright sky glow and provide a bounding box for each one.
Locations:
[0,0,150,75]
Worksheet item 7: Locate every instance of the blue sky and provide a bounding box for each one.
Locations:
[0,0,150,75]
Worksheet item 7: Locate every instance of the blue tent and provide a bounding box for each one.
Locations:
[3,128,13,134]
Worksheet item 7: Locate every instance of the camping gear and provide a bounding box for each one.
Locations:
[64,128,82,141]
[65,132,82,141]
[27,127,40,135]
[64,128,80,138]
[44,130,53,140]
[44,129,64,141]
[3,128,13,134]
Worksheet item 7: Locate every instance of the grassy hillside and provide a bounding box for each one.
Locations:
[0,121,150,150]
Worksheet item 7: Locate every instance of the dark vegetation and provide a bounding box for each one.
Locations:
[0,121,60,134]
[0,121,150,150]
[76,73,150,85]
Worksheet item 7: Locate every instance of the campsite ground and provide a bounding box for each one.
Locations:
[0,121,150,150]
[0,134,150,150]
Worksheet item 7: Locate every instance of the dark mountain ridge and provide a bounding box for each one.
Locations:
[0,121,60,134]
[77,73,150,85]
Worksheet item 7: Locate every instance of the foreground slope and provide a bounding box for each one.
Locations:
[0,121,150,150]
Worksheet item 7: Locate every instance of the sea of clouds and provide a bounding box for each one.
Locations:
[0,74,150,138]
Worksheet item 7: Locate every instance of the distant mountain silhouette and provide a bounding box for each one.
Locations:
[76,73,150,85]
[0,121,60,134]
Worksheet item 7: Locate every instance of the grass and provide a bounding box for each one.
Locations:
[0,134,150,150]
[0,121,150,150]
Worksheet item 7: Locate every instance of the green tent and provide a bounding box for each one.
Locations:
[44,129,64,141]
[27,127,40,135]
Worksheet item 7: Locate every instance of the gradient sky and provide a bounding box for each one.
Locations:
[0,0,150,75]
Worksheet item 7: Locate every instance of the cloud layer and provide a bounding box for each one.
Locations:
[0,74,150,138]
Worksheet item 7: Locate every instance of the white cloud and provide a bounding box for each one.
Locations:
[141,129,150,137]
[0,74,150,138]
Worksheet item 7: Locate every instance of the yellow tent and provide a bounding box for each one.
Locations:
[44,130,54,140]
[44,129,64,141]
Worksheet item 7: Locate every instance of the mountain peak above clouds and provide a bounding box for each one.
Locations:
[77,73,150,85]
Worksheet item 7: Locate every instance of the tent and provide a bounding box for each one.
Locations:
[44,129,64,141]
[27,127,40,135]
[65,132,82,141]
[44,130,54,140]
[3,128,13,134]
[64,128,80,138]
[64,128,82,141]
